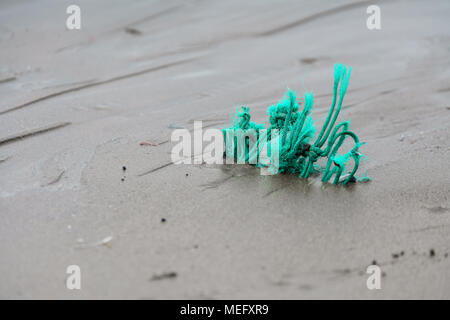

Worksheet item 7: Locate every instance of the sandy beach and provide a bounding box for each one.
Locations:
[0,0,449,299]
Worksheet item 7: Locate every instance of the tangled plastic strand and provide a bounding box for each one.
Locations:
[223,64,370,185]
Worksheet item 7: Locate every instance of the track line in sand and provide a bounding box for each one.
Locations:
[255,0,386,37]
[0,122,71,146]
[0,58,197,116]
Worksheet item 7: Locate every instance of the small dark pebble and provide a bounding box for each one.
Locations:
[430,249,435,257]
[300,57,318,65]
[372,260,377,265]
[185,173,189,176]
[382,272,387,277]
[161,218,166,223]
[121,178,125,182]
[150,271,177,281]
[193,245,199,249]
[445,253,448,258]
[124,27,142,35]
[122,166,126,171]
[392,251,404,259]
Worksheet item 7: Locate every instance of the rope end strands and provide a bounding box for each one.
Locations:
[223,64,370,186]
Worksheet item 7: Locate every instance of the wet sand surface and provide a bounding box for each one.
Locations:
[0,0,449,299]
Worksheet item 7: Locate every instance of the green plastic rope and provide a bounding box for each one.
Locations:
[223,64,370,185]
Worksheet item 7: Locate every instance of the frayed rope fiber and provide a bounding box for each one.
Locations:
[223,64,370,185]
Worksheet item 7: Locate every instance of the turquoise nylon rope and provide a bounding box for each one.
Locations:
[223,64,370,185]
